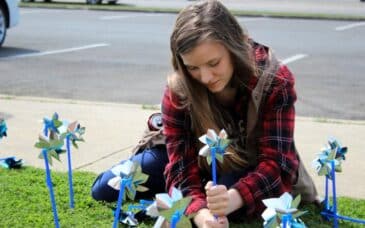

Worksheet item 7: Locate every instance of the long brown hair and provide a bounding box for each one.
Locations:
[168,0,258,172]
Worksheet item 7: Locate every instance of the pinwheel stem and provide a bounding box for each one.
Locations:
[330,160,339,228]
[43,149,60,228]
[324,174,329,210]
[113,179,128,228]
[282,213,291,228]
[66,135,75,209]
[171,211,182,228]
[211,147,217,185]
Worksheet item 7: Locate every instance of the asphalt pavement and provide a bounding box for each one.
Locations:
[1,0,365,200]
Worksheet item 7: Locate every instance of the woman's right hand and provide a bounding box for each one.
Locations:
[203,216,229,228]
[194,208,229,228]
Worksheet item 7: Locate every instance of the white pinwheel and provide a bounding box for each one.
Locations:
[262,192,307,228]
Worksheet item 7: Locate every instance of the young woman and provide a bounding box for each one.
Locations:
[92,0,317,227]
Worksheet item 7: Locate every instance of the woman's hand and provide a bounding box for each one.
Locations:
[205,181,244,216]
[205,181,229,216]
[194,208,229,228]
[204,216,229,228]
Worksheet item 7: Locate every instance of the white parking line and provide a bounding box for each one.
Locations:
[237,17,267,23]
[335,22,365,31]
[281,54,308,65]
[1,43,109,60]
[20,11,43,15]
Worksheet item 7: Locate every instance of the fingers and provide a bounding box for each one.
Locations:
[205,184,229,216]
[205,216,229,228]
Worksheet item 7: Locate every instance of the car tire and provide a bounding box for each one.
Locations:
[86,0,102,4]
[21,0,35,2]
[0,4,7,47]
[107,0,117,4]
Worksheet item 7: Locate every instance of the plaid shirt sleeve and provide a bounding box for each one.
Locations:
[161,88,207,215]
[231,64,299,216]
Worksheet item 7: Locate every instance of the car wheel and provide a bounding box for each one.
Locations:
[86,0,102,4]
[107,0,117,4]
[0,4,7,47]
[21,0,35,2]
[44,0,52,2]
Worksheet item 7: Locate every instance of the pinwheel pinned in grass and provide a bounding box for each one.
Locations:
[146,187,193,228]
[313,138,365,227]
[59,121,86,209]
[312,137,347,179]
[0,119,24,169]
[34,133,65,228]
[107,160,149,228]
[261,192,307,228]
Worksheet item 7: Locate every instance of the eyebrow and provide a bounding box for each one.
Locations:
[184,57,221,68]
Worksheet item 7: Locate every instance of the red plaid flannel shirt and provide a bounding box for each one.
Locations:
[162,42,299,217]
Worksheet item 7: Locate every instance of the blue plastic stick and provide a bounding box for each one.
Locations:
[66,135,75,209]
[113,178,128,228]
[325,174,329,211]
[211,147,217,185]
[170,211,181,228]
[331,161,339,228]
[43,149,60,228]
[282,213,291,228]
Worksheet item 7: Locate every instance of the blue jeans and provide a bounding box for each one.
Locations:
[91,146,168,202]
[91,146,246,207]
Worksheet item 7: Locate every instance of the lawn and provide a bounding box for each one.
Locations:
[1,166,364,227]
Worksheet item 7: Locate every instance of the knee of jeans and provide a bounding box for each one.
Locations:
[91,172,117,202]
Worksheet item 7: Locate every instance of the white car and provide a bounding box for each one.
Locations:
[0,0,19,47]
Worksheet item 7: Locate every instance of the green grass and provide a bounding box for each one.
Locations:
[19,2,365,21]
[1,166,365,227]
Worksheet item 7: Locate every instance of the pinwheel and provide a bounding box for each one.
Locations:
[261,192,307,228]
[199,129,230,185]
[43,113,62,135]
[0,118,7,139]
[118,200,154,226]
[314,138,365,227]
[34,113,66,228]
[0,156,23,169]
[108,160,149,228]
[146,187,192,228]
[59,120,86,209]
[312,138,347,179]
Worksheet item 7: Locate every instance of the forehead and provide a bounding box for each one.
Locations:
[180,41,228,66]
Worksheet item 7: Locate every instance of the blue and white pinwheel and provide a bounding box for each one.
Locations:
[312,138,347,179]
[0,118,7,139]
[262,192,307,228]
[146,187,192,228]
[43,113,62,135]
[199,129,230,165]
[109,160,149,228]
[108,160,149,200]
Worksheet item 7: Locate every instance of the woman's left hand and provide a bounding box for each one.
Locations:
[205,181,229,216]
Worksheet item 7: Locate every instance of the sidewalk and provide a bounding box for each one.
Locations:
[39,0,365,19]
[117,0,365,18]
[1,95,365,199]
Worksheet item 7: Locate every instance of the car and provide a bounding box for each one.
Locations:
[86,0,117,4]
[0,0,20,47]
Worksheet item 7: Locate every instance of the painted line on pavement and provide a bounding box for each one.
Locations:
[281,54,308,65]
[0,43,109,60]
[335,22,365,31]
[237,17,267,23]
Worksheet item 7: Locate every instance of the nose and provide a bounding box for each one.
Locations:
[200,67,213,85]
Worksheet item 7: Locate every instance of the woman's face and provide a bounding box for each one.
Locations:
[180,40,234,94]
